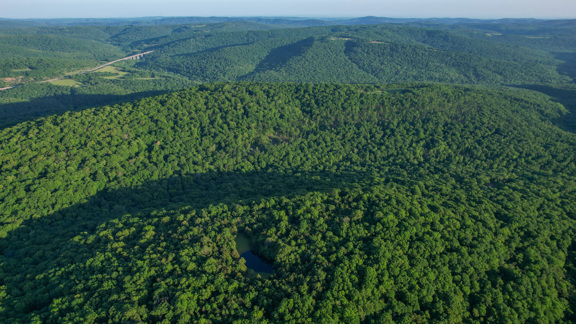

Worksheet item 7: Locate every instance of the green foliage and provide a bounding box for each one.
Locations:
[0,33,125,82]
[135,24,572,85]
[241,37,378,83]
[345,39,563,84]
[0,67,194,128]
[1,21,574,127]
[0,83,575,322]
[1,18,576,323]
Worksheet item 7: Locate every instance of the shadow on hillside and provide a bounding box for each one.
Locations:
[0,169,371,317]
[172,42,254,58]
[240,37,315,80]
[0,90,170,130]
[566,239,576,322]
[554,52,576,81]
[515,84,576,134]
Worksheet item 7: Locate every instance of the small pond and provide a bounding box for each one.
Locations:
[235,233,274,278]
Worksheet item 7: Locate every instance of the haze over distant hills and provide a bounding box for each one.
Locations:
[1,15,576,323]
[0,16,570,28]
[1,16,575,128]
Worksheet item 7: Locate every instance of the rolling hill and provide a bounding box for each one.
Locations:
[1,18,576,323]
[0,83,575,322]
[1,20,575,129]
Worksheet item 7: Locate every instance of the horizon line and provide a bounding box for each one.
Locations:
[1,15,576,21]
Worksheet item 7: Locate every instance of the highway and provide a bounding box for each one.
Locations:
[1,51,154,91]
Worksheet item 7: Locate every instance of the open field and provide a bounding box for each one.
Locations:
[1,17,576,323]
[49,79,82,87]
[95,65,129,79]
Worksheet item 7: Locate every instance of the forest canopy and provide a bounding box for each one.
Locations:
[2,19,576,128]
[0,83,575,322]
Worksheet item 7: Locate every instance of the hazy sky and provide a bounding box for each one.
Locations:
[1,0,575,19]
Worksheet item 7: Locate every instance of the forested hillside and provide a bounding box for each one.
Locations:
[1,83,575,322]
[0,62,194,128]
[138,24,572,84]
[2,19,574,86]
[2,19,575,128]
[0,33,126,82]
[1,17,576,323]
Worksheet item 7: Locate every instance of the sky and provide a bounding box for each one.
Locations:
[1,0,575,19]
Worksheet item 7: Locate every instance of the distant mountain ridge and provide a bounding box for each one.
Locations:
[1,16,576,323]
[0,16,567,28]
[1,18,575,127]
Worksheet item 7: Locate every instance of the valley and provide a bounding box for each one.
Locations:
[0,16,575,323]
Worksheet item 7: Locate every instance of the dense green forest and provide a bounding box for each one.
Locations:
[2,19,576,127]
[136,24,571,84]
[1,17,576,323]
[0,61,194,128]
[1,83,576,322]
[0,33,126,82]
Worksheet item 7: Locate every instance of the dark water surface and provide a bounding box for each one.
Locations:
[235,233,274,277]
[240,251,274,273]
